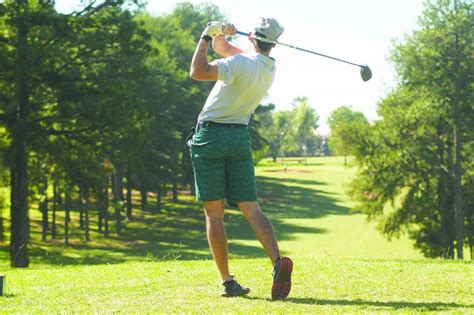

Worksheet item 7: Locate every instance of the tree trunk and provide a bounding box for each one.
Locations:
[97,189,103,233]
[64,189,71,245]
[190,174,196,196]
[172,181,178,202]
[162,181,167,197]
[52,182,57,239]
[116,168,124,202]
[452,30,464,260]
[10,0,30,268]
[184,151,194,196]
[469,207,473,260]
[113,174,121,235]
[85,188,90,242]
[9,139,29,268]
[156,185,162,212]
[40,176,48,242]
[453,121,463,259]
[104,185,109,237]
[66,190,71,223]
[79,186,84,229]
[140,187,147,212]
[126,168,132,220]
[111,174,116,203]
[437,125,454,258]
[56,188,62,206]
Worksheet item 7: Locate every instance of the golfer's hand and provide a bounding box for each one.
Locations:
[222,22,236,36]
[202,21,223,37]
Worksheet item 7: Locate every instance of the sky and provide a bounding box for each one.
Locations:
[56,0,425,134]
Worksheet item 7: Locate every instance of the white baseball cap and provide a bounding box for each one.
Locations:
[254,17,284,42]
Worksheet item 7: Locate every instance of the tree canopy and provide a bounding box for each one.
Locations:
[349,0,473,259]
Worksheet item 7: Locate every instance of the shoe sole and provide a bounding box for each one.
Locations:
[272,257,293,300]
[221,288,250,297]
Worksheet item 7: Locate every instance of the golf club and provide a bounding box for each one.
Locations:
[235,30,372,82]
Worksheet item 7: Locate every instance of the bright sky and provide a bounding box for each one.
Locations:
[57,0,425,134]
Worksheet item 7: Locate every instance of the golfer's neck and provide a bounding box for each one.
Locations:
[251,45,271,57]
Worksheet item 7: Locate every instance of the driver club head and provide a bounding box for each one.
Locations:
[360,65,372,82]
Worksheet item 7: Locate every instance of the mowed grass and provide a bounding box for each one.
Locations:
[0,157,423,265]
[252,157,423,260]
[0,156,473,313]
[0,258,472,313]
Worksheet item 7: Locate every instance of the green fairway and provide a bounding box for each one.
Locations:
[0,258,472,313]
[253,157,423,260]
[0,157,472,313]
[0,157,423,265]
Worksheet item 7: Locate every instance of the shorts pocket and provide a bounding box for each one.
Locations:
[189,128,210,148]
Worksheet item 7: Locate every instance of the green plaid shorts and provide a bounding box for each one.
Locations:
[188,123,257,206]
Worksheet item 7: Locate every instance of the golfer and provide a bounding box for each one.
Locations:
[189,18,293,299]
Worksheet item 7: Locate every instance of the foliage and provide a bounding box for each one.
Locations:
[254,97,320,162]
[327,106,369,164]
[289,97,320,157]
[349,0,473,259]
[0,0,227,266]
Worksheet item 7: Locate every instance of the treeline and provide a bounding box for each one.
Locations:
[346,0,473,259]
[252,97,322,163]
[0,1,226,267]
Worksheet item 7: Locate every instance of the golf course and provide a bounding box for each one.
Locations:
[0,0,472,313]
[0,157,472,313]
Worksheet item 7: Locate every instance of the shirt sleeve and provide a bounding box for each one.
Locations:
[215,54,242,85]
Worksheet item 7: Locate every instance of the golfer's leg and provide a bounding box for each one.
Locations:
[238,201,280,266]
[203,199,232,281]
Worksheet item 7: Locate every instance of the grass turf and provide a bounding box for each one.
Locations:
[0,157,425,265]
[0,258,472,313]
[0,157,472,313]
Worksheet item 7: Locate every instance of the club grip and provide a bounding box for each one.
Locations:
[236,30,250,36]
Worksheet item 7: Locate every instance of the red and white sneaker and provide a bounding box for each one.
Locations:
[271,257,293,300]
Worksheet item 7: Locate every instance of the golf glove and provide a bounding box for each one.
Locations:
[202,21,224,38]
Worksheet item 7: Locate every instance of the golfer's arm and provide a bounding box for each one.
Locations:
[212,35,243,57]
[189,39,218,81]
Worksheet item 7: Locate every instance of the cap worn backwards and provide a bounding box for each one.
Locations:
[254,17,284,42]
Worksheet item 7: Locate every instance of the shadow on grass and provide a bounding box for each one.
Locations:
[288,298,473,311]
[0,174,349,266]
[244,296,472,311]
[256,176,348,218]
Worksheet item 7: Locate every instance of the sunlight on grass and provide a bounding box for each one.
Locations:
[0,157,472,313]
[0,156,427,267]
[0,258,472,313]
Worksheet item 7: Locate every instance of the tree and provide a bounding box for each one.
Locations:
[261,111,293,162]
[349,0,473,259]
[328,106,369,165]
[0,0,152,267]
[133,3,224,208]
[249,103,275,165]
[291,97,319,158]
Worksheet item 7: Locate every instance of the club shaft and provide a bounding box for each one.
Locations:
[235,30,363,68]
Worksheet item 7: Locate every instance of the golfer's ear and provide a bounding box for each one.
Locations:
[190,62,218,81]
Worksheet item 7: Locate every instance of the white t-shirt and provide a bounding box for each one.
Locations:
[197,52,276,125]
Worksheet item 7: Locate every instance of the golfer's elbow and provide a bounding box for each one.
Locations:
[189,65,215,81]
[189,68,202,80]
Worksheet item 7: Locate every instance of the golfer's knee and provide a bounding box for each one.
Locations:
[203,200,225,219]
[237,201,262,218]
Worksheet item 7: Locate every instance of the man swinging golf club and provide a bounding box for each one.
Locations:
[189,18,293,299]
